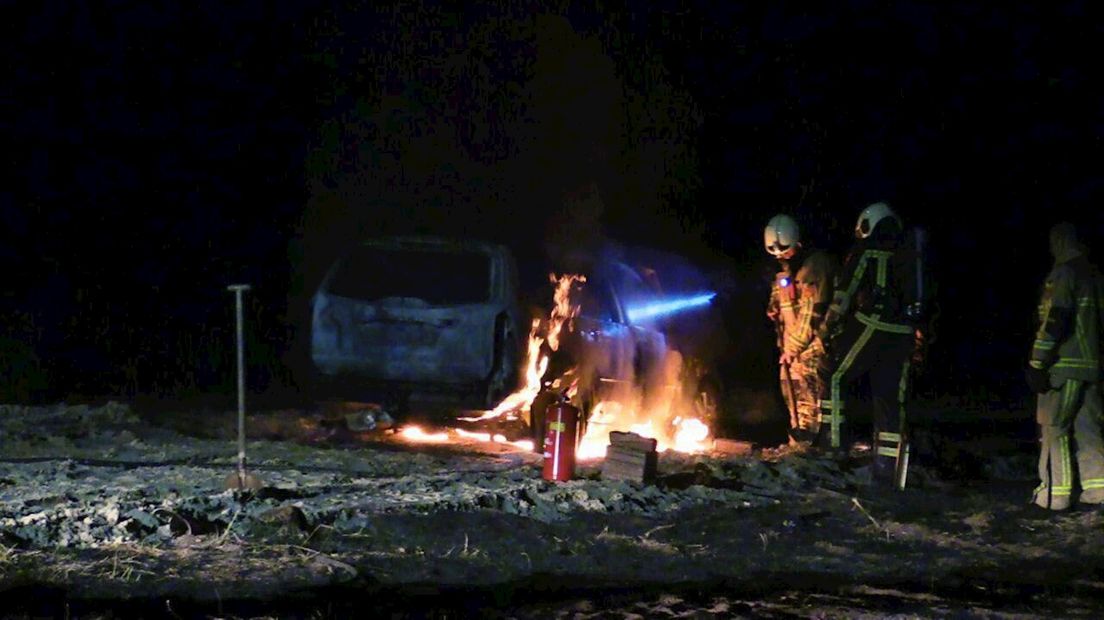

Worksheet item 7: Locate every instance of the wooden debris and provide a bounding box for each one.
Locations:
[712,438,754,456]
[609,431,658,451]
[602,432,658,483]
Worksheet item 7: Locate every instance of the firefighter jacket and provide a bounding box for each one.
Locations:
[767,249,836,360]
[823,233,918,340]
[1030,253,1104,383]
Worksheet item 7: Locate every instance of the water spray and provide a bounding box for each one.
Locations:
[624,292,716,323]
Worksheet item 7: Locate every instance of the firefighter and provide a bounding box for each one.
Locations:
[1026,221,1104,511]
[817,202,924,489]
[764,214,836,445]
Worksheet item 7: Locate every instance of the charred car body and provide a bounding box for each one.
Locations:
[308,236,525,410]
[531,242,728,445]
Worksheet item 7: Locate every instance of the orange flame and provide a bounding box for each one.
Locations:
[399,426,449,443]
[453,272,714,458]
[546,273,584,352]
[575,351,713,457]
[454,428,534,451]
[460,274,584,423]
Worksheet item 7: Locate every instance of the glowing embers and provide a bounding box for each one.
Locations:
[397,425,535,451]
[399,426,449,443]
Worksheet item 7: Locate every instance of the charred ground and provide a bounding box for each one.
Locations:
[1,399,1101,618]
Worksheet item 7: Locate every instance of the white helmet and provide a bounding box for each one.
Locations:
[764,214,800,258]
[855,202,900,239]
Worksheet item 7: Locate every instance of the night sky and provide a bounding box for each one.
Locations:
[6,1,1103,411]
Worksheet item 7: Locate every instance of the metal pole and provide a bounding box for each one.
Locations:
[228,284,251,486]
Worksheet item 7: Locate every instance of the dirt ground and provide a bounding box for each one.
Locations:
[2,399,1103,619]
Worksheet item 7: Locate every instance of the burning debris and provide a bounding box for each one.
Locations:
[458,271,718,464]
[460,273,585,425]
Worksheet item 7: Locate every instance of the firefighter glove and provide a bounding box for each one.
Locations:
[1024,366,1050,394]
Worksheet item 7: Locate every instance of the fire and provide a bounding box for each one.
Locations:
[546,273,584,351]
[399,426,449,443]
[459,274,585,423]
[574,401,713,458]
[671,417,711,452]
[396,426,535,451]
[454,271,714,458]
[574,350,713,457]
[454,428,534,451]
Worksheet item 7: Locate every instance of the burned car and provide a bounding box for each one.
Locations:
[530,244,727,446]
[308,236,525,411]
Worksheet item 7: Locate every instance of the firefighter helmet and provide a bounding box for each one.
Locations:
[855,202,900,239]
[764,214,800,258]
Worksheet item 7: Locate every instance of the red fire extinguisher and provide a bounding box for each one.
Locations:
[542,397,580,482]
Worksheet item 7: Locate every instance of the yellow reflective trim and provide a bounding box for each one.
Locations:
[1060,381,1074,412]
[1075,304,1090,360]
[877,447,899,457]
[876,254,888,288]
[855,312,913,334]
[1060,434,1072,491]
[787,332,808,346]
[843,253,872,301]
[1053,359,1099,369]
[878,431,901,442]
[1082,479,1104,490]
[897,442,910,490]
[548,422,565,432]
[828,323,876,448]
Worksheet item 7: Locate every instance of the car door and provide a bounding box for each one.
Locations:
[606,262,668,387]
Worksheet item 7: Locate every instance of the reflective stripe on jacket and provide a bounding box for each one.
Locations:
[827,241,915,334]
[768,249,836,357]
[1030,254,1104,382]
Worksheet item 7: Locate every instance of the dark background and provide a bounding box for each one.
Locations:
[5,1,1103,419]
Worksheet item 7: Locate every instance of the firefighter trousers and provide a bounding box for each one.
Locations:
[818,316,914,487]
[1033,380,1104,510]
[780,355,824,441]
